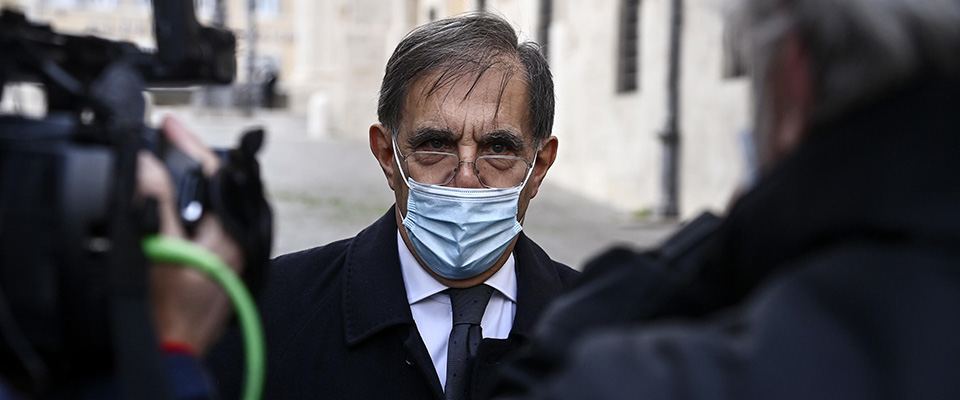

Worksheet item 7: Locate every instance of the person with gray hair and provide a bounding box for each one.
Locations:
[207,12,578,400]
[492,0,960,399]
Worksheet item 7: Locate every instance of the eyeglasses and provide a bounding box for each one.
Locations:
[397,149,534,189]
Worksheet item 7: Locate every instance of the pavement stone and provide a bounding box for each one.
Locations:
[152,107,679,270]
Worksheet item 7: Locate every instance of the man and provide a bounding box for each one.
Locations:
[494,0,960,399]
[208,12,578,400]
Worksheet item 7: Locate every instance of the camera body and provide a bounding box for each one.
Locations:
[0,2,271,396]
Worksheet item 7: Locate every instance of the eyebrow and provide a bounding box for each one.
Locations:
[405,127,457,147]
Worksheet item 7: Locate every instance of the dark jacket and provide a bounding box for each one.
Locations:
[495,79,960,399]
[208,206,578,400]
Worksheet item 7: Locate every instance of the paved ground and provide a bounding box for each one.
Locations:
[153,107,678,270]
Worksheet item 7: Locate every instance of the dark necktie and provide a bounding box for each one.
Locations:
[444,285,494,400]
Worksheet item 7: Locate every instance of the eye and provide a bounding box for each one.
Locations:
[479,131,523,156]
[482,140,519,156]
[414,138,450,152]
[427,139,445,150]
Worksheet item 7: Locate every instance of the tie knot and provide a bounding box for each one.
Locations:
[446,285,493,325]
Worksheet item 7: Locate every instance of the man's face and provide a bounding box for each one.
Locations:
[369,62,558,287]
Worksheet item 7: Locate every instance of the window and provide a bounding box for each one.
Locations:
[616,0,641,93]
[537,0,552,61]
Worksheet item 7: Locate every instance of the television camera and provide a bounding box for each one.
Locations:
[0,1,272,398]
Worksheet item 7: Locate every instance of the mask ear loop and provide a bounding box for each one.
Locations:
[516,144,543,225]
[392,136,412,187]
[391,135,415,223]
[517,142,543,190]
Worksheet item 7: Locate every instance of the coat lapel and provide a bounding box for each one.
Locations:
[511,232,569,337]
[340,205,445,397]
[341,205,412,345]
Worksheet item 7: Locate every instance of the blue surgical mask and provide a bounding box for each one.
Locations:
[393,141,533,280]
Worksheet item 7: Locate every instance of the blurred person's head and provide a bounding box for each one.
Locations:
[729,0,960,170]
[369,12,558,288]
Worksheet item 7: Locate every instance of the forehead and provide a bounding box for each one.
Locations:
[400,63,531,139]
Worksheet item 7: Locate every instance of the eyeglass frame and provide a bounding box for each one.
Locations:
[393,138,538,189]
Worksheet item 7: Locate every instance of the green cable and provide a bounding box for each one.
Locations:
[142,235,265,400]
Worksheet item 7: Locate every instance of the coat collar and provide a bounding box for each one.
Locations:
[342,205,570,346]
[342,206,413,346]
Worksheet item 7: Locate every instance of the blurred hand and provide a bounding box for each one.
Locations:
[137,115,244,355]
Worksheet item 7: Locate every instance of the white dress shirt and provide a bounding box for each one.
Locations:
[397,231,518,391]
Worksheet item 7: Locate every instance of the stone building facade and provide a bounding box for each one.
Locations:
[1,0,752,218]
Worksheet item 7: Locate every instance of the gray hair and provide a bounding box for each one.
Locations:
[377,12,555,144]
[730,0,960,123]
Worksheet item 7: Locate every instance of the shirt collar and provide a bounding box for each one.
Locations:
[397,231,518,305]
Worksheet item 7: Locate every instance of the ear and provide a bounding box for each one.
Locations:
[528,136,558,199]
[769,31,813,162]
[369,123,397,191]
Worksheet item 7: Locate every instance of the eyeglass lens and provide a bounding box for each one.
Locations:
[405,152,529,188]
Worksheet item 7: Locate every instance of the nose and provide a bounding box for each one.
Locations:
[451,160,484,188]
